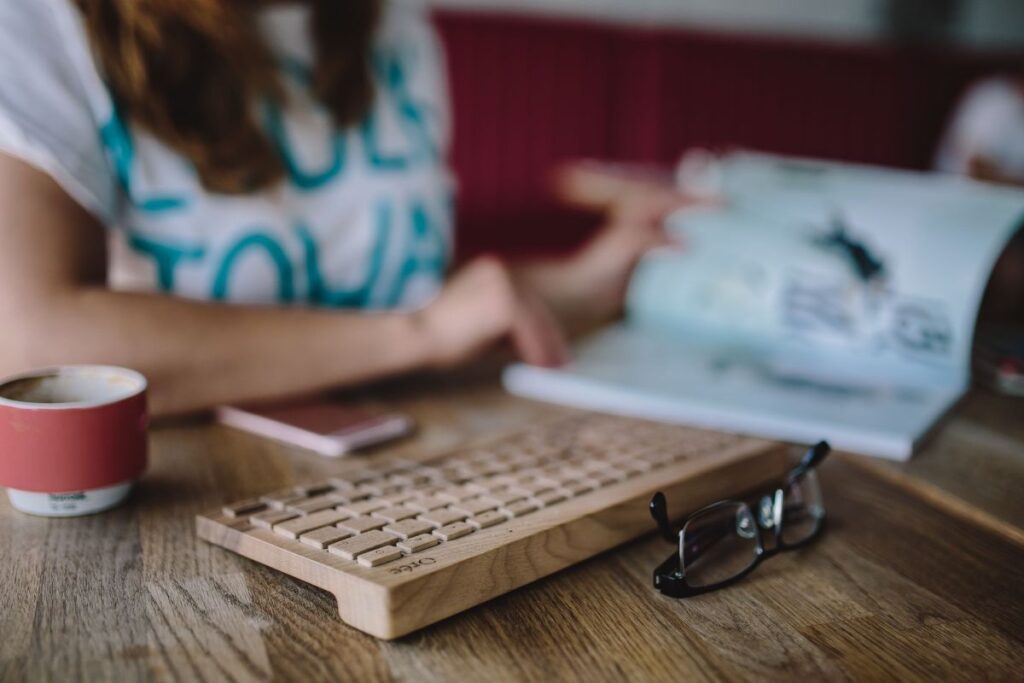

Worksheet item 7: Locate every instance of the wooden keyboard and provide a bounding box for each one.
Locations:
[196,415,787,639]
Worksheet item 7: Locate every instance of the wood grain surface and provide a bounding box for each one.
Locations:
[2,368,1022,682]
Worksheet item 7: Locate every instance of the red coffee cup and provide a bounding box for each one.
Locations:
[0,365,148,516]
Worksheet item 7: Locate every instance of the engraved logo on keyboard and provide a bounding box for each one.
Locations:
[388,557,436,575]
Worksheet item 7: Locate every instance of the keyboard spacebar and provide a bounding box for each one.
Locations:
[328,531,396,560]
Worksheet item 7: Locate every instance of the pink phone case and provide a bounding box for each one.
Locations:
[216,401,414,457]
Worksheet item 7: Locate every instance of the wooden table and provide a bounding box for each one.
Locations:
[2,368,1023,682]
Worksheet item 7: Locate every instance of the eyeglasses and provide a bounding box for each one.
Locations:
[649,441,830,597]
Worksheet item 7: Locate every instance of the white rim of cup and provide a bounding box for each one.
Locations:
[0,365,148,410]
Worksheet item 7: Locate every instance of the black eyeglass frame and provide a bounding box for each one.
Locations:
[650,440,830,598]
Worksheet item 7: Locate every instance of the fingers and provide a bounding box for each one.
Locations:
[452,257,569,368]
[609,186,706,227]
[552,160,717,214]
[510,286,569,368]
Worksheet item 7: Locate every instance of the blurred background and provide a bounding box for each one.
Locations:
[426,0,1024,256]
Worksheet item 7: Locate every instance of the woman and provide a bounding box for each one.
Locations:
[0,0,680,415]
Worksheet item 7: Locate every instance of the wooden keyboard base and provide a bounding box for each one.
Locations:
[198,437,786,639]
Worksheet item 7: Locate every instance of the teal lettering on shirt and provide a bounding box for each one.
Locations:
[127,234,206,292]
[264,104,347,191]
[212,231,295,303]
[369,48,438,167]
[298,209,389,308]
[360,114,409,171]
[384,199,447,306]
[382,47,434,163]
[265,60,346,190]
[99,107,189,213]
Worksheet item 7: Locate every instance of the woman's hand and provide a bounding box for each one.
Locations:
[416,257,569,369]
[566,180,690,320]
[514,160,713,331]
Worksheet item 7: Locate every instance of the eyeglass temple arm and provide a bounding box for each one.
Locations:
[649,492,677,543]
[788,440,830,482]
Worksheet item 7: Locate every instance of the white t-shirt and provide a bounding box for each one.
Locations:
[935,76,1024,182]
[0,0,454,309]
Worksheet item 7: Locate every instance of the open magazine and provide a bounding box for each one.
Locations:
[504,153,1024,460]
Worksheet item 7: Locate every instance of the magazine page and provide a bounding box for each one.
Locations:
[503,153,1024,459]
[625,153,1024,390]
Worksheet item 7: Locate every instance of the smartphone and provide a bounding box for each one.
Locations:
[216,400,414,457]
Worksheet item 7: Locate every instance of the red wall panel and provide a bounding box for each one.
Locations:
[433,11,1019,255]
[439,13,618,253]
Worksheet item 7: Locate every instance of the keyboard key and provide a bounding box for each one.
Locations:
[501,500,539,518]
[627,458,655,472]
[618,462,649,478]
[556,466,589,480]
[418,508,469,528]
[559,480,595,497]
[478,460,510,475]
[300,526,353,550]
[328,530,397,560]
[260,488,305,509]
[379,491,416,506]
[358,545,404,568]
[433,521,474,541]
[508,481,553,497]
[532,490,567,508]
[327,477,356,491]
[223,498,265,518]
[468,510,508,529]
[532,473,566,488]
[639,452,675,466]
[385,473,417,487]
[410,466,445,482]
[344,469,383,485]
[338,516,388,534]
[435,486,477,503]
[513,468,546,483]
[287,493,346,515]
[481,490,525,507]
[436,467,466,483]
[347,484,382,500]
[296,483,336,497]
[338,489,372,503]
[405,496,448,512]
[383,519,435,540]
[360,483,400,497]
[338,499,388,516]
[250,510,299,530]
[372,506,419,523]
[588,471,620,487]
[465,477,505,494]
[452,463,490,479]
[602,468,630,482]
[397,534,439,553]
[405,472,434,486]
[451,498,498,516]
[273,510,347,540]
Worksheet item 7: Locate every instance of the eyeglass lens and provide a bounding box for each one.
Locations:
[780,470,825,546]
[680,502,760,588]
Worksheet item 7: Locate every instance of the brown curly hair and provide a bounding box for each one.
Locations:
[76,0,383,194]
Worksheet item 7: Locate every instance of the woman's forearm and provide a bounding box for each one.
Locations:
[3,287,429,416]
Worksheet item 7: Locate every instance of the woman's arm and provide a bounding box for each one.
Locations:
[0,155,566,416]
